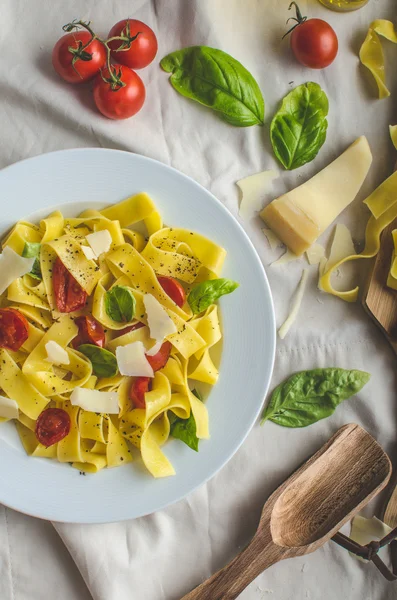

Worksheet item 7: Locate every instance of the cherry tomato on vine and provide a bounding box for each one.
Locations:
[129,376,151,409]
[157,276,186,308]
[93,65,146,120]
[0,308,29,351]
[108,19,158,69]
[284,2,338,69]
[52,31,107,83]
[52,257,87,313]
[72,315,105,349]
[35,408,71,447]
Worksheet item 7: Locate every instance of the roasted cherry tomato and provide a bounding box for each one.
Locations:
[52,31,107,83]
[93,65,146,120]
[52,257,87,313]
[129,376,151,409]
[116,321,145,337]
[285,2,338,69]
[73,315,105,349]
[157,276,186,308]
[0,308,29,351]
[35,408,71,447]
[146,341,172,372]
[108,19,158,69]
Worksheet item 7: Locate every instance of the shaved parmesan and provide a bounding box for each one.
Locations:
[45,341,70,365]
[0,246,35,294]
[70,387,119,414]
[143,294,177,342]
[306,244,325,265]
[116,341,154,377]
[0,395,19,420]
[237,170,278,221]
[262,228,283,251]
[271,248,299,267]
[326,224,356,271]
[81,245,97,261]
[86,230,112,258]
[279,269,309,339]
[146,340,163,356]
[350,516,392,563]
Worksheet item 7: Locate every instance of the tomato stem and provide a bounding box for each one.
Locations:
[282,2,307,39]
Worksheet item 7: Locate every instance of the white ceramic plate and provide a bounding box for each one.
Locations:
[0,149,275,523]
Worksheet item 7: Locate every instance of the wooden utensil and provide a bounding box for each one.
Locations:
[181,424,391,600]
[362,218,397,529]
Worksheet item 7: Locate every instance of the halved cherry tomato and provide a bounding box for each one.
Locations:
[129,376,151,409]
[93,65,146,120]
[52,31,107,83]
[0,308,29,351]
[157,276,186,308]
[52,257,87,313]
[116,321,145,338]
[108,19,158,70]
[73,315,105,349]
[146,341,172,372]
[35,408,71,447]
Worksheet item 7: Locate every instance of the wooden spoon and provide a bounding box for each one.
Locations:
[363,218,397,528]
[181,424,391,600]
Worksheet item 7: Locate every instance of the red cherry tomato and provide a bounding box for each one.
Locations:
[129,376,151,409]
[52,257,87,313]
[93,65,146,120]
[35,408,71,447]
[52,31,107,83]
[73,315,105,349]
[286,3,338,69]
[108,19,158,69]
[146,341,172,372]
[157,276,186,308]
[116,322,145,338]
[0,308,29,351]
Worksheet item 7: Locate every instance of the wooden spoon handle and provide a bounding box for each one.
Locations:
[181,535,288,600]
[384,483,397,528]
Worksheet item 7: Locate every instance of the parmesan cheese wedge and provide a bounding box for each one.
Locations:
[0,395,19,420]
[0,246,35,294]
[45,341,70,365]
[143,294,177,342]
[260,137,372,255]
[116,341,154,377]
[237,170,278,221]
[70,387,119,414]
[81,245,97,261]
[86,230,112,258]
[279,269,309,339]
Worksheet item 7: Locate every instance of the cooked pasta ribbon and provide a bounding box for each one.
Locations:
[360,20,397,99]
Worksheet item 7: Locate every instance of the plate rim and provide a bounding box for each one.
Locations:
[0,148,276,523]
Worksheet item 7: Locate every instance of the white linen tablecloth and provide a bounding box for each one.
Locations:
[1,0,397,598]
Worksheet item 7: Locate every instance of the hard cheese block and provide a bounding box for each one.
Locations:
[260,137,373,255]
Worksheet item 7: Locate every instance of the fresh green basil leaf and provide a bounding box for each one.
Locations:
[161,46,264,127]
[270,82,329,170]
[188,278,239,315]
[105,286,135,323]
[22,242,42,280]
[262,368,370,428]
[170,389,202,452]
[78,344,118,378]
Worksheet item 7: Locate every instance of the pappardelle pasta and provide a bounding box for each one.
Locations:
[0,193,238,478]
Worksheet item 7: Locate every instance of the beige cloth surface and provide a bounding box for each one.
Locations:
[1,0,397,598]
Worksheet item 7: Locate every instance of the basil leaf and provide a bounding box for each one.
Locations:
[270,82,329,170]
[78,344,118,378]
[161,46,264,127]
[170,389,202,452]
[105,286,135,323]
[22,242,42,280]
[262,368,370,428]
[188,278,239,315]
